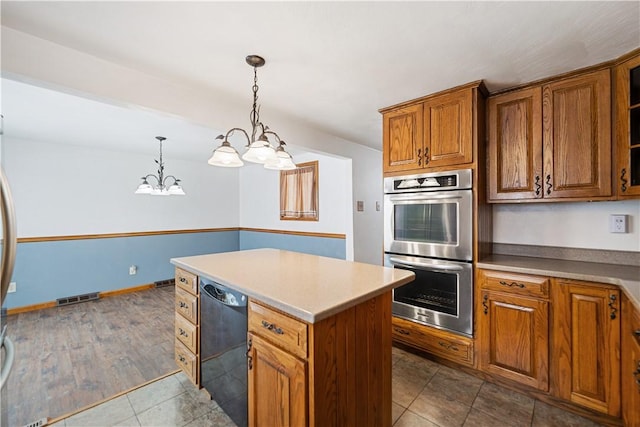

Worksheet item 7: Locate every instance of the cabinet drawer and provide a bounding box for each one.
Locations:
[631,302,640,346]
[175,268,198,295]
[392,316,473,366]
[175,339,198,386]
[248,300,308,359]
[175,313,198,353]
[480,270,549,298]
[175,287,198,324]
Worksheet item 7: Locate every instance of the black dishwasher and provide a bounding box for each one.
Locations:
[200,278,248,427]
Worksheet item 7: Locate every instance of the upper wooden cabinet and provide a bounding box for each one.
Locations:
[382,81,484,174]
[615,51,640,198]
[488,68,612,202]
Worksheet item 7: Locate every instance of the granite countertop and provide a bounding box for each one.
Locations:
[478,254,640,308]
[171,248,415,323]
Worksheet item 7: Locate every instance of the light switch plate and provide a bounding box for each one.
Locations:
[356,201,364,212]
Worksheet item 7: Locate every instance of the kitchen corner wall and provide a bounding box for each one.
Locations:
[493,200,640,252]
[239,151,352,260]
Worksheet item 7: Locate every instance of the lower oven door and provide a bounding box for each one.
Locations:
[386,254,473,337]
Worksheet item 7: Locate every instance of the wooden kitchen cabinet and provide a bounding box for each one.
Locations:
[488,87,543,201]
[488,68,612,202]
[476,269,550,390]
[247,292,393,427]
[621,294,640,426]
[615,50,640,198]
[382,103,424,172]
[551,279,621,417]
[381,81,484,174]
[247,332,307,427]
[174,267,200,386]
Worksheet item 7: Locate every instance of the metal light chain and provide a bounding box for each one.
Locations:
[249,66,260,143]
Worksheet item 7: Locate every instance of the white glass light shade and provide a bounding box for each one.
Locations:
[135,182,153,194]
[264,150,296,170]
[151,187,170,196]
[208,144,244,167]
[242,141,277,164]
[168,184,186,195]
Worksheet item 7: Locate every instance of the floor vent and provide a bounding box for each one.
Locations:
[23,418,48,427]
[56,292,99,307]
[154,278,175,288]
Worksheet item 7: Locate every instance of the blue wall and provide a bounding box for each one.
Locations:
[239,230,346,260]
[4,231,239,309]
[3,229,346,309]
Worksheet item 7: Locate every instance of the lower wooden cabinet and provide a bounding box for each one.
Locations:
[551,280,621,417]
[477,289,549,390]
[247,332,307,427]
[174,268,199,386]
[622,294,640,426]
[392,316,474,366]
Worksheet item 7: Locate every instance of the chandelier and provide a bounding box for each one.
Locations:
[135,136,185,196]
[208,55,296,170]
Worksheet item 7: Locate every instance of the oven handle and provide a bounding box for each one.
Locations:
[389,256,464,272]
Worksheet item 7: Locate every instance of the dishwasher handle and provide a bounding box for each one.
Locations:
[200,282,247,307]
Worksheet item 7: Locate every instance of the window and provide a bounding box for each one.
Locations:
[280,161,318,221]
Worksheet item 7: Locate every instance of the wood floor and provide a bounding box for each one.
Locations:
[2,286,176,427]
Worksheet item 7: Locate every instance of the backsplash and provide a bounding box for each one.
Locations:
[492,243,640,267]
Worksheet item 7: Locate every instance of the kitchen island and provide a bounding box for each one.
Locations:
[171,249,414,427]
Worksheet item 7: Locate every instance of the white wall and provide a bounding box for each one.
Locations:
[3,137,239,237]
[493,200,640,252]
[1,27,383,264]
[239,152,353,259]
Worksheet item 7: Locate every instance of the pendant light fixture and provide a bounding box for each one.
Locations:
[135,136,185,196]
[208,55,296,170]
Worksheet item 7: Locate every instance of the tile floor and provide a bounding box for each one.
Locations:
[49,345,604,427]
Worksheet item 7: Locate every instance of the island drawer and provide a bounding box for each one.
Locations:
[175,267,198,295]
[479,270,550,298]
[175,313,198,353]
[175,339,198,386]
[175,287,198,324]
[392,316,473,366]
[248,299,308,359]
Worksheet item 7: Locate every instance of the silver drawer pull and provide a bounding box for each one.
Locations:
[261,320,284,335]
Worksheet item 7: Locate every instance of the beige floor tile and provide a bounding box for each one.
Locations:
[394,409,439,427]
[472,382,534,426]
[126,374,185,414]
[65,395,135,427]
[408,386,471,426]
[182,406,237,427]
[136,389,216,427]
[531,400,604,427]
[113,415,141,426]
[392,375,427,408]
[392,402,406,424]
[424,364,483,406]
[463,407,507,427]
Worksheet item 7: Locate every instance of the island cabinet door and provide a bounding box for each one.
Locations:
[477,290,549,390]
[247,332,307,427]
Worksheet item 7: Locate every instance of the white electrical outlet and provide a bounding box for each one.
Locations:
[129,265,137,275]
[8,282,16,293]
[609,214,628,233]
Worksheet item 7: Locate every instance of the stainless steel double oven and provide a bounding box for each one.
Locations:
[384,169,474,337]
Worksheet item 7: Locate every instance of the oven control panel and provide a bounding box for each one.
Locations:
[384,169,472,193]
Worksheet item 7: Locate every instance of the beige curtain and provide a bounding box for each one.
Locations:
[280,163,317,220]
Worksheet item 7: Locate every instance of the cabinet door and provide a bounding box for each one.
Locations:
[247,333,307,427]
[478,290,549,390]
[382,104,424,173]
[551,281,620,416]
[622,294,640,426]
[542,69,612,199]
[615,53,640,198]
[488,87,543,201]
[423,88,473,168]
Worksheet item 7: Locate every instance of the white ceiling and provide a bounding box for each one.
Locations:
[1,1,639,156]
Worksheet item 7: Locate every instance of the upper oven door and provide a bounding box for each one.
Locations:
[384,189,472,261]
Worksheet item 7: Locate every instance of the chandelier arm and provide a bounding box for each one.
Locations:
[261,129,282,145]
[223,127,252,147]
[142,174,161,185]
[162,175,181,186]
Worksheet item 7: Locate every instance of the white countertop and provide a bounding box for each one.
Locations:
[170,249,415,323]
[478,254,640,309]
